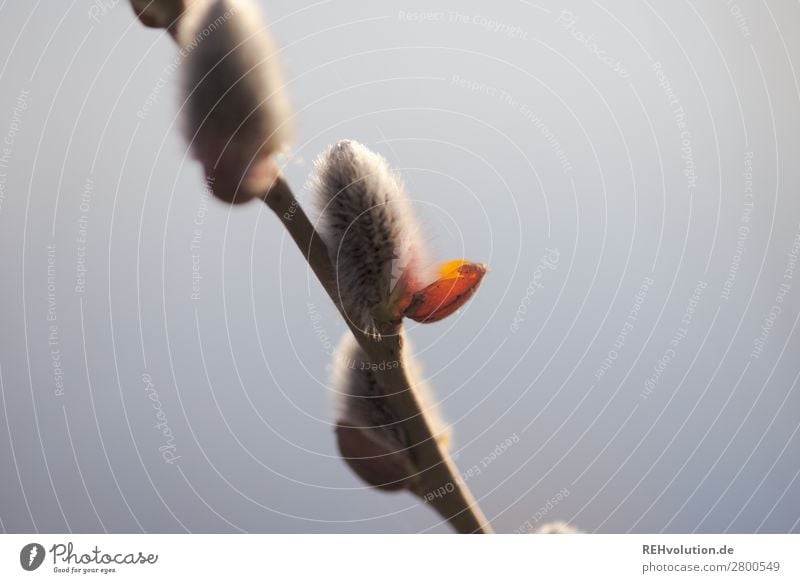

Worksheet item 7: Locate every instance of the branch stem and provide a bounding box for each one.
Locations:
[263,177,493,534]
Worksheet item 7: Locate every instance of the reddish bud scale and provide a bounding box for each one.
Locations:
[404,261,488,323]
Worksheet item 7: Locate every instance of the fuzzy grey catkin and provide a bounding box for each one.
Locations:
[177,0,292,203]
[536,521,580,534]
[312,140,432,337]
[332,333,449,491]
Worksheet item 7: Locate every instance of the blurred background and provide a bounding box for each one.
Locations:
[0,0,798,533]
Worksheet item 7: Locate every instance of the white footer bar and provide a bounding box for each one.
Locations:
[1,534,797,582]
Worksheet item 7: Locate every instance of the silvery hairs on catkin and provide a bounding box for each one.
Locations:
[312,140,432,337]
[177,0,292,202]
[332,333,449,472]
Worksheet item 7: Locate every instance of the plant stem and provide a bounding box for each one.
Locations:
[263,176,493,534]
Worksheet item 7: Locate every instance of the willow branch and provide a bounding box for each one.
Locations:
[263,176,493,534]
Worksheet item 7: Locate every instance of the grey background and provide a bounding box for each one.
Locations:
[0,0,798,533]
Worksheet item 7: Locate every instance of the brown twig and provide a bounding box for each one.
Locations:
[263,177,493,534]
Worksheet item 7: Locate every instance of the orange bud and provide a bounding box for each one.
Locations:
[403,260,487,323]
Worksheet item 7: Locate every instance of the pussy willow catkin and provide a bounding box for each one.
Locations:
[178,0,292,203]
[311,140,433,337]
[332,333,449,491]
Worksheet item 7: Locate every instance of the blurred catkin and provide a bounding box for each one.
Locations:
[177,0,292,203]
[536,521,580,534]
[129,0,186,29]
[332,332,449,492]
